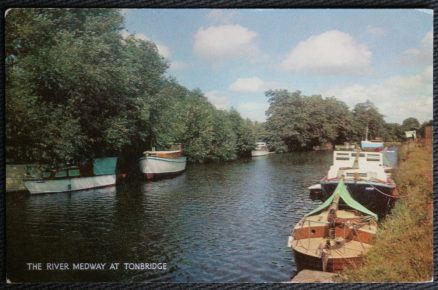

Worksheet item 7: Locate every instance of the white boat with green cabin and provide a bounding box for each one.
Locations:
[24,157,117,194]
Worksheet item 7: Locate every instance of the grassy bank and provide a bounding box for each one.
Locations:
[341,142,433,282]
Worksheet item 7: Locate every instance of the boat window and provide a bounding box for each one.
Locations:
[337,152,350,156]
[366,158,381,162]
[54,170,67,178]
[346,173,367,177]
[42,171,52,178]
[336,157,350,160]
[68,168,80,177]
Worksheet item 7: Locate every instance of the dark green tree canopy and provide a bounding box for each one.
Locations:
[401,117,421,132]
[6,8,257,165]
[265,90,352,151]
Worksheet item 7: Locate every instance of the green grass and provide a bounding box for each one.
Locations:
[340,143,433,282]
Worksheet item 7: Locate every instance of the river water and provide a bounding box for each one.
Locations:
[6,151,332,282]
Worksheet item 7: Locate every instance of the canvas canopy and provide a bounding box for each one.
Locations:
[305,179,378,221]
[93,157,117,176]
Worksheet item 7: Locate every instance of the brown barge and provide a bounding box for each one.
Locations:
[289,179,378,272]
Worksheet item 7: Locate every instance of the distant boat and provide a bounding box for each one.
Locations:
[251,142,270,157]
[289,179,378,272]
[24,157,118,194]
[361,125,384,151]
[139,144,187,180]
[361,140,384,151]
[319,150,397,218]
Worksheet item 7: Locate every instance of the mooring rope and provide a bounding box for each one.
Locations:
[366,182,399,198]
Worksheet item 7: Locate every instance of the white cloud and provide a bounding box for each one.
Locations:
[237,102,269,122]
[366,25,385,37]
[205,91,230,109]
[281,30,372,74]
[323,66,432,123]
[400,30,432,67]
[193,25,260,61]
[120,30,170,59]
[228,77,295,93]
[229,77,265,92]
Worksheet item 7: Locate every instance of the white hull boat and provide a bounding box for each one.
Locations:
[251,141,270,157]
[24,157,118,195]
[24,174,116,194]
[139,145,187,180]
[139,156,187,180]
[251,150,270,157]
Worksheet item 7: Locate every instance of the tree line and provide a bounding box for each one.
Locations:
[6,9,431,167]
[264,90,431,152]
[6,9,257,167]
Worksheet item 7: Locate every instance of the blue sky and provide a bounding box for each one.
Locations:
[122,9,432,124]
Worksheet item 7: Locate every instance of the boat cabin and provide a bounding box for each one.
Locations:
[143,144,183,159]
[42,167,81,179]
[327,150,387,181]
[255,142,268,150]
[39,158,117,180]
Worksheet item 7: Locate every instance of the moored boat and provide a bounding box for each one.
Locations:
[361,126,384,151]
[361,140,384,151]
[319,150,398,218]
[24,157,117,194]
[139,144,187,180]
[289,179,378,272]
[251,142,270,157]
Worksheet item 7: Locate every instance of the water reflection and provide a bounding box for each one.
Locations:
[7,151,332,282]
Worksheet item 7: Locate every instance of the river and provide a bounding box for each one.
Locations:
[6,151,332,282]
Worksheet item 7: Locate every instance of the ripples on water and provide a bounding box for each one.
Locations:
[7,151,332,282]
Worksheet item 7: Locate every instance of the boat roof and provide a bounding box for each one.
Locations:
[305,179,378,221]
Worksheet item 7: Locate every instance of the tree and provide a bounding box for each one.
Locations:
[265,90,353,151]
[228,108,255,157]
[351,100,386,142]
[6,9,167,163]
[401,117,421,132]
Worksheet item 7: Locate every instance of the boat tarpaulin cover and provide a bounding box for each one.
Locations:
[93,157,117,175]
[305,179,378,221]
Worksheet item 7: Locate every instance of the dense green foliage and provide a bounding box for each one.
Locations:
[265,90,417,151]
[6,9,424,166]
[6,9,256,165]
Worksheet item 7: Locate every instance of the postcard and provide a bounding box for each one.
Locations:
[5,8,433,283]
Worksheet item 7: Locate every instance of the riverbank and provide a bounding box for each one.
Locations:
[340,142,433,282]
